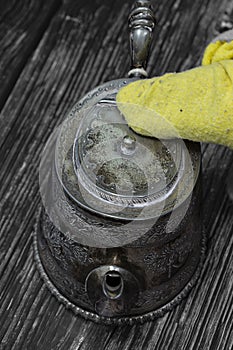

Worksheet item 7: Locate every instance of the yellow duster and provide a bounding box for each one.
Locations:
[116,40,233,148]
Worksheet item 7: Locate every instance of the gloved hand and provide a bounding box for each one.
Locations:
[116,32,233,148]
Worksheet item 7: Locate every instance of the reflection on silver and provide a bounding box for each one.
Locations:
[34,0,204,324]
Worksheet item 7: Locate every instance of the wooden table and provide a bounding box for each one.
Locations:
[0,0,233,349]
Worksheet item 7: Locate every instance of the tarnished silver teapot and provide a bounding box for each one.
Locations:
[34,0,205,324]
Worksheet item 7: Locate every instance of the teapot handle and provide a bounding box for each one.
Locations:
[128,0,156,78]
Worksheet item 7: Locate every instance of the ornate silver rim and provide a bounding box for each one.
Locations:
[33,209,206,325]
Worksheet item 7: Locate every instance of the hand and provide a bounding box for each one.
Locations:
[116,32,233,148]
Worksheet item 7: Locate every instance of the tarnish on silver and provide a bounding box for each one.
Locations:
[128,0,156,77]
[34,0,204,325]
[33,214,206,325]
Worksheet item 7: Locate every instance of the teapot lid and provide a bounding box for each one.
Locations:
[73,97,181,205]
[55,79,198,221]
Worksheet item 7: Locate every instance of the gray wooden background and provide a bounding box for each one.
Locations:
[0,0,233,349]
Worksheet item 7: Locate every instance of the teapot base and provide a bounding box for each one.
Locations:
[33,208,206,325]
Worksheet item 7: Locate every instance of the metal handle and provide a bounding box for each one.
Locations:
[128,0,156,78]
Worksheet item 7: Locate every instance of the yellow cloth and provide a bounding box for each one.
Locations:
[116,40,233,148]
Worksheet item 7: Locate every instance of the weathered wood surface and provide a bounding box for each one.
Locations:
[0,0,61,110]
[0,0,233,349]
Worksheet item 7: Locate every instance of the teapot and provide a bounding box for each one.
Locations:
[34,0,205,325]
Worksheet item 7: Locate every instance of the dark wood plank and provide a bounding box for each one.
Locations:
[0,0,62,110]
[0,0,233,349]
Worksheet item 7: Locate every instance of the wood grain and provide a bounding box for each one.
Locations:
[0,0,62,110]
[0,0,233,349]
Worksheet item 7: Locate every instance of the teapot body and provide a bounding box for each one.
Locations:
[35,80,204,324]
[36,173,203,324]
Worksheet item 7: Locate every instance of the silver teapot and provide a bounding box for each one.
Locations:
[34,0,205,325]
